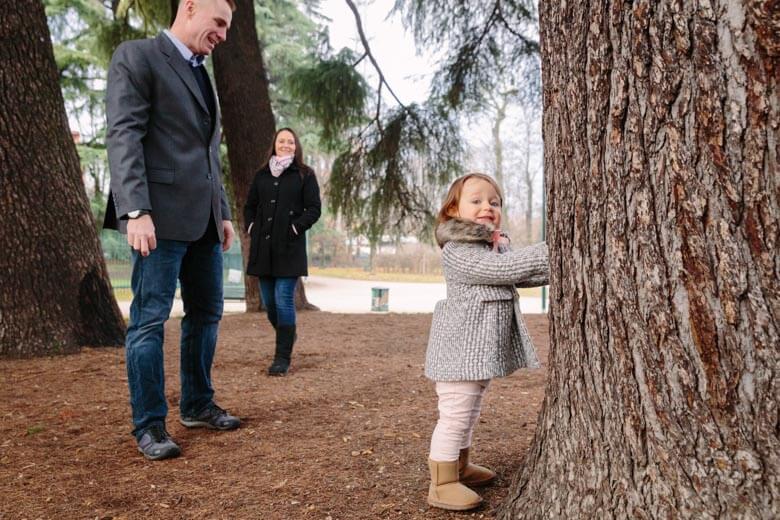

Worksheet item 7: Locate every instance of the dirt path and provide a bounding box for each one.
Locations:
[0,312,548,519]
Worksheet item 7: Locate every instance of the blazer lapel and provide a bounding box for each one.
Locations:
[156,33,209,116]
[206,71,221,144]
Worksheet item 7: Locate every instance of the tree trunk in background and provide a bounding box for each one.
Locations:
[501,1,778,518]
[0,1,125,357]
[492,96,507,198]
[213,0,274,312]
[213,0,315,312]
[522,137,534,244]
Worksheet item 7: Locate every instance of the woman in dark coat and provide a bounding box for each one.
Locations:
[243,128,321,375]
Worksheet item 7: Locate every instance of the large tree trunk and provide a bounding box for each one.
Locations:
[212,0,275,312]
[213,0,314,312]
[0,1,125,357]
[501,1,778,518]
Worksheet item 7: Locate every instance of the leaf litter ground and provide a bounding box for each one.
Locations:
[0,312,548,519]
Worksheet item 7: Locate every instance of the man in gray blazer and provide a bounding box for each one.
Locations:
[104,0,240,460]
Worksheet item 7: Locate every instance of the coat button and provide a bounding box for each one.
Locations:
[270,199,276,203]
[273,181,279,186]
[289,210,294,215]
[265,235,270,239]
[267,217,272,221]
[207,174,212,180]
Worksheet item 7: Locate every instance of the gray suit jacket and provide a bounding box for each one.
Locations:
[104,33,231,242]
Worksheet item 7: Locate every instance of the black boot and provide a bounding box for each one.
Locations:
[268,325,296,376]
[266,308,278,330]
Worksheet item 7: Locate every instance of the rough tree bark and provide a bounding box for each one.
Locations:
[500,1,778,518]
[0,1,125,357]
[213,0,316,312]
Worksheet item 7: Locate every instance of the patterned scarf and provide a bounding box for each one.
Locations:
[269,154,294,177]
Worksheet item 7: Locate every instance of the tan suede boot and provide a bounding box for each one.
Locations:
[427,458,482,511]
[459,447,497,487]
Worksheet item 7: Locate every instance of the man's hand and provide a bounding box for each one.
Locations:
[222,220,235,252]
[127,214,156,257]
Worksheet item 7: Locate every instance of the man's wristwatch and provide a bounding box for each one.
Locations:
[127,209,150,219]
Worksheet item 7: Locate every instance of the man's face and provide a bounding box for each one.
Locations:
[187,0,232,55]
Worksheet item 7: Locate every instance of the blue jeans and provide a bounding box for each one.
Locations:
[259,277,297,326]
[125,235,223,439]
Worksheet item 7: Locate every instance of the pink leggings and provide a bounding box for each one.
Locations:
[429,380,491,462]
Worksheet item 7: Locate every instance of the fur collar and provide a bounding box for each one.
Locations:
[435,218,493,248]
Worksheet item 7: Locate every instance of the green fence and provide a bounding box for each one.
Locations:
[103,232,246,300]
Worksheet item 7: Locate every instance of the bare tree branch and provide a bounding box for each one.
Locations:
[344,0,407,110]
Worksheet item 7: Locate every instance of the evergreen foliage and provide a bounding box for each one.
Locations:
[392,0,539,110]
[329,103,462,243]
[286,49,369,150]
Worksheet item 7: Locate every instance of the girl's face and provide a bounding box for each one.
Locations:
[275,130,296,157]
[453,177,502,228]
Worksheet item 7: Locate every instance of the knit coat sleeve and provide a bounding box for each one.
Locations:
[442,241,549,287]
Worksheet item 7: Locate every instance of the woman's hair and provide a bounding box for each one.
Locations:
[436,172,503,229]
[262,127,313,177]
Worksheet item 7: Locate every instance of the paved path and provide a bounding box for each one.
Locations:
[117,275,547,317]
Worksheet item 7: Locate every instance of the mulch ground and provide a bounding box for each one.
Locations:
[0,312,548,519]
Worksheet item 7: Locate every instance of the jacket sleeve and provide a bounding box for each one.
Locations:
[243,173,260,233]
[105,42,153,219]
[443,241,549,287]
[220,184,232,220]
[292,173,321,233]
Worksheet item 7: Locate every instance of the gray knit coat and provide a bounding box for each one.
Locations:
[425,219,549,381]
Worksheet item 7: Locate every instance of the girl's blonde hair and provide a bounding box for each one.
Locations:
[436,172,504,229]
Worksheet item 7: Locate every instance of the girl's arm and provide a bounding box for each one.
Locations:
[516,272,550,288]
[443,241,549,287]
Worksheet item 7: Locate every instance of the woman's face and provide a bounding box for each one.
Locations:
[454,177,502,228]
[275,130,296,157]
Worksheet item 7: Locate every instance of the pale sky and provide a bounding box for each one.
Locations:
[319,0,435,105]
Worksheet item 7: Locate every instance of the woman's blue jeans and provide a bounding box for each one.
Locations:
[259,277,297,327]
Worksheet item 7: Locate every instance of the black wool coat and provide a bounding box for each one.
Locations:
[243,163,321,277]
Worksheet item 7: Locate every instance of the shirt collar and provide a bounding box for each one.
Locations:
[164,30,206,67]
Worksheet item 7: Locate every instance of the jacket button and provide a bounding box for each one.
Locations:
[273,181,279,186]
[207,174,212,180]
[288,210,293,215]
[270,199,276,203]
[267,217,272,221]
[265,235,270,239]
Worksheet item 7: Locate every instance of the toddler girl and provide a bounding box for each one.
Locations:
[425,173,549,510]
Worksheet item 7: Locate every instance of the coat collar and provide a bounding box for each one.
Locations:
[435,218,493,248]
[260,162,299,175]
